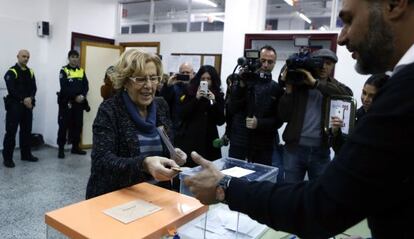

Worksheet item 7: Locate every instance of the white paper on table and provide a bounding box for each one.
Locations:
[221,212,258,235]
[103,199,162,224]
[221,166,255,178]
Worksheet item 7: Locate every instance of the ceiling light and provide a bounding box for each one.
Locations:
[194,0,218,8]
[297,12,312,24]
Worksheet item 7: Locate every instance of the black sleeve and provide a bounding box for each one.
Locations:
[81,72,89,96]
[227,84,247,116]
[31,72,37,98]
[226,74,414,238]
[277,91,294,122]
[59,69,72,100]
[4,70,22,101]
[208,92,226,126]
[256,83,284,131]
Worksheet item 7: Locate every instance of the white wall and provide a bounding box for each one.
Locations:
[222,0,367,109]
[0,0,117,149]
[116,31,223,73]
[0,0,50,150]
[43,0,117,147]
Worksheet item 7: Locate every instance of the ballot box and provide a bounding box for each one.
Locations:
[178,157,278,238]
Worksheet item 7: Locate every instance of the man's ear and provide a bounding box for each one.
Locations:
[386,0,409,20]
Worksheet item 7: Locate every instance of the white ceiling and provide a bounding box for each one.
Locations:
[119,0,339,27]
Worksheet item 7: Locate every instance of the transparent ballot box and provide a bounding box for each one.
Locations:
[178,157,279,239]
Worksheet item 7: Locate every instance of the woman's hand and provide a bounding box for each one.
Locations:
[207,90,215,102]
[142,156,180,181]
[172,148,187,166]
[196,88,208,100]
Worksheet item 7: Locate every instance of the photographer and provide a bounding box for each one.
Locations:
[278,48,353,183]
[227,46,284,166]
[57,50,89,158]
[160,62,194,139]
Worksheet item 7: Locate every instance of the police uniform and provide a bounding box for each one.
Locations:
[57,65,89,154]
[2,64,37,166]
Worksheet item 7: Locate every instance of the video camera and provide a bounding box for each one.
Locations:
[233,49,271,85]
[285,48,324,85]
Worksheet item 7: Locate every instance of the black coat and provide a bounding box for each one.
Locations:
[225,62,414,239]
[175,93,225,167]
[86,93,172,199]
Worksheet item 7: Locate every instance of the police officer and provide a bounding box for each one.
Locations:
[57,50,89,158]
[2,49,38,168]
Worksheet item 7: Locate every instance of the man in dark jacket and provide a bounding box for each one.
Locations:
[160,62,194,140]
[227,45,284,166]
[57,50,89,158]
[184,0,414,238]
[278,48,353,182]
[2,49,38,168]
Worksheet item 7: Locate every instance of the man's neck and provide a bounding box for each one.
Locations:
[69,64,78,68]
[17,63,27,70]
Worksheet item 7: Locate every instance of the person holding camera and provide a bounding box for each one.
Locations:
[174,65,225,167]
[2,49,39,168]
[57,50,89,158]
[160,62,194,139]
[278,48,353,183]
[227,45,284,166]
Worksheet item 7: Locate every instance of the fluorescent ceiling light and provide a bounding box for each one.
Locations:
[284,0,294,6]
[297,12,312,24]
[194,0,218,7]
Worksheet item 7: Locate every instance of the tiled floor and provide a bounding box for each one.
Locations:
[0,146,371,239]
[0,146,90,239]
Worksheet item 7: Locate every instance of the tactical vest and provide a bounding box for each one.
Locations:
[9,67,34,79]
[62,67,84,80]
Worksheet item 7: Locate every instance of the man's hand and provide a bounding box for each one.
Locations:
[75,95,85,103]
[23,97,33,109]
[184,152,224,205]
[296,69,317,87]
[142,156,180,181]
[246,116,258,129]
[330,116,344,136]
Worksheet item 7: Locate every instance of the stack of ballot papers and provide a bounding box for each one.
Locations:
[177,203,268,239]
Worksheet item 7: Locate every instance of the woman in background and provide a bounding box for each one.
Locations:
[86,49,186,199]
[175,65,225,167]
[330,73,389,153]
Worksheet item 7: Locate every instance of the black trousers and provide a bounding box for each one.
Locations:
[2,102,33,161]
[57,102,84,148]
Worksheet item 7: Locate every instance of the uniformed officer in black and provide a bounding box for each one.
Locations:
[57,50,89,158]
[2,49,39,168]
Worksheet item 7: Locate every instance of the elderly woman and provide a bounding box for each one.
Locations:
[86,49,186,199]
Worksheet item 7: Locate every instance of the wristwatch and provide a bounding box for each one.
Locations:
[216,175,232,203]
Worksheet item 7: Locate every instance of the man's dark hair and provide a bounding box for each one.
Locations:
[365,73,389,89]
[260,45,276,55]
[68,50,79,58]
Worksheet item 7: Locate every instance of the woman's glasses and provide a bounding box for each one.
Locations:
[129,75,161,85]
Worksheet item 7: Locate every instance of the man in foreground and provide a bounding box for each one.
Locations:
[184,0,414,238]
